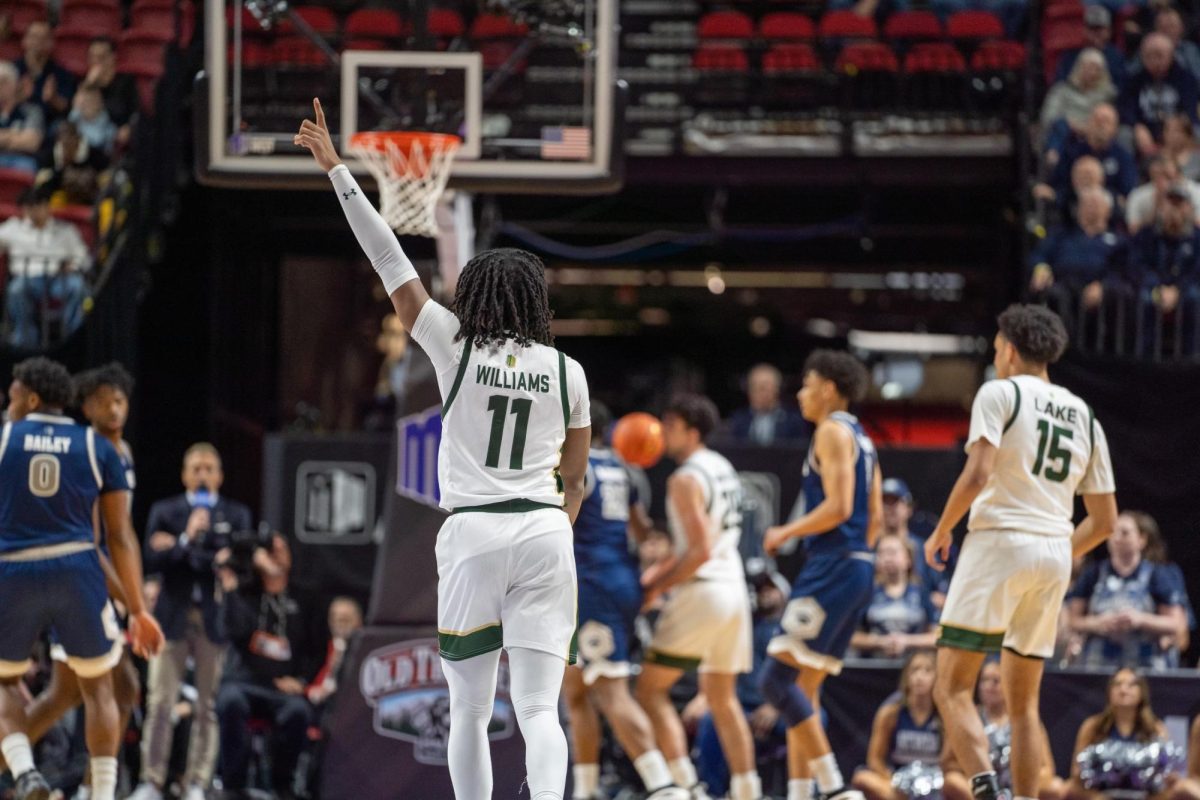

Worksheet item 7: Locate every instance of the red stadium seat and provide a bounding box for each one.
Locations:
[58,0,121,36]
[903,42,966,72]
[819,10,878,39]
[0,37,20,61]
[118,30,168,71]
[1043,1,1084,23]
[52,29,94,76]
[759,12,815,41]
[884,11,944,41]
[343,8,409,48]
[692,44,749,72]
[1041,24,1085,84]
[468,12,526,39]
[226,38,270,68]
[277,6,338,38]
[835,41,898,72]
[427,8,464,39]
[2,0,47,35]
[946,11,1004,39]
[972,39,1026,71]
[762,43,821,73]
[343,37,387,51]
[119,61,162,114]
[0,168,33,204]
[697,10,754,40]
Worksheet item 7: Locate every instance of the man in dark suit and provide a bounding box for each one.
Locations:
[725,363,807,445]
[129,444,253,800]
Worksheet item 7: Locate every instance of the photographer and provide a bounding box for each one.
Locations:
[216,531,319,800]
[131,444,252,800]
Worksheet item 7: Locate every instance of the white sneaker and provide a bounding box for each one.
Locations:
[126,784,163,800]
[182,786,207,800]
[68,786,89,800]
[689,785,714,800]
[647,786,692,800]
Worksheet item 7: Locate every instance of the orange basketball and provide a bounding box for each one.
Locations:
[612,412,665,468]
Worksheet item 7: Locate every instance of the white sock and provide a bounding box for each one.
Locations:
[789,778,816,800]
[573,763,599,799]
[0,733,34,778]
[669,756,698,789]
[90,757,118,800]
[811,752,845,794]
[731,771,763,800]
[634,750,675,791]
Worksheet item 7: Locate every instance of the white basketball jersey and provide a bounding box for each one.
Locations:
[967,375,1115,538]
[668,448,745,582]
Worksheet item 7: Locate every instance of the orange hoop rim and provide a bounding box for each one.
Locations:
[349,131,462,155]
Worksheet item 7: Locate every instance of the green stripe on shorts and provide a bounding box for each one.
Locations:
[938,624,1005,652]
[644,649,702,672]
[439,623,503,661]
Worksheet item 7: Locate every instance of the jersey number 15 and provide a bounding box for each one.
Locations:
[1031,420,1073,483]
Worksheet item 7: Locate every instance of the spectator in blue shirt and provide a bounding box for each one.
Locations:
[1151,8,1200,84]
[879,478,947,608]
[725,363,807,446]
[1067,511,1188,670]
[1127,187,1200,351]
[1119,33,1200,158]
[850,533,939,658]
[1042,104,1138,206]
[1029,189,1123,316]
[1055,6,1127,89]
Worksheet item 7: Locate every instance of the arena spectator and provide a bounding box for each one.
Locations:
[14,21,75,122]
[216,532,319,800]
[1055,6,1127,89]
[881,478,948,607]
[1029,189,1122,316]
[1042,105,1137,207]
[1127,190,1200,352]
[0,59,44,174]
[1132,514,1193,662]
[1041,50,1117,139]
[1119,33,1200,158]
[1067,511,1188,670]
[1064,668,1172,800]
[1151,8,1200,84]
[306,596,363,709]
[850,534,938,658]
[82,37,138,148]
[1126,156,1200,234]
[130,444,253,800]
[851,651,942,800]
[68,84,115,156]
[35,121,106,206]
[1162,114,1200,181]
[691,568,789,797]
[0,185,90,350]
[725,363,806,445]
[943,659,1064,800]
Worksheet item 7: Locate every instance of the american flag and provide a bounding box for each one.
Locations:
[540,126,591,160]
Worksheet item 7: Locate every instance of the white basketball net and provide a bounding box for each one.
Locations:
[349,134,461,237]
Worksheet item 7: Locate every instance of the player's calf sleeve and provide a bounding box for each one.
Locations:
[509,647,570,800]
[443,654,500,800]
[759,657,813,727]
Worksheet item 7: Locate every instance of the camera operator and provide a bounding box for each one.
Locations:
[131,443,252,800]
[215,531,319,800]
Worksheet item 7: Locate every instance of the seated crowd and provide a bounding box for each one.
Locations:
[1033,2,1200,356]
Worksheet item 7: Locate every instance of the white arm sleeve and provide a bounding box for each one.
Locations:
[410,300,462,375]
[1078,417,1117,495]
[565,356,591,429]
[965,380,1014,452]
[327,164,418,296]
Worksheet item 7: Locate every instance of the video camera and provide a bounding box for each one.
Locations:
[221,523,276,585]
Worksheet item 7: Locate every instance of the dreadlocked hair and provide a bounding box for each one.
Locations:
[451,248,554,348]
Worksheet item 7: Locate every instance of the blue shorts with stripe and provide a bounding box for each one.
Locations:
[0,549,120,678]
[767,552,874,675]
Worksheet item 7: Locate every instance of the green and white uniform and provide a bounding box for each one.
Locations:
[647,448,753,674]
[939,375,1115,658]
[412,301,591,663]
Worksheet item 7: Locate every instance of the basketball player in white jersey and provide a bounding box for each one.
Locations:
[635,394,762,800]
[296,100,591,800]
[924,305,1117,800]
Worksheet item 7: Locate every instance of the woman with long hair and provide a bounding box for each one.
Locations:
[851,533,939,658]
[852,651,943,800]
[943,660,1063,800]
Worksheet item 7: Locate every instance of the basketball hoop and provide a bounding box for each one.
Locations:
[348,131,461,237]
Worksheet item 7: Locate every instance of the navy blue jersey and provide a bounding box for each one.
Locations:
[0,413,128,553]
[863,583,939,637]
[890,705,943,767]
[802,411,876,558]
[95,439,135,555]
[574,448,640,574]
[1069,558,1185,669]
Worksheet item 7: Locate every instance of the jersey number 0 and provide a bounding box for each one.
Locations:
[28,454,61,497]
